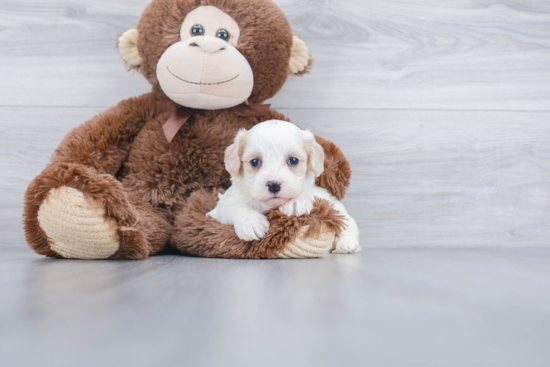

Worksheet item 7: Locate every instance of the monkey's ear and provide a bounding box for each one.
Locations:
[118,29,142,67]
[225,129,248,177]
[289,36,312,76]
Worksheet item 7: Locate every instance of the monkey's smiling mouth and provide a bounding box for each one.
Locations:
[167,67,239,85]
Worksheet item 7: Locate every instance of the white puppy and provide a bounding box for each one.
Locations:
[207,120,360,254]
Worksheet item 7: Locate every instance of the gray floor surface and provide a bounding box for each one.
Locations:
[1,246,549,367]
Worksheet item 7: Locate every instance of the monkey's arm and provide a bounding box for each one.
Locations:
[313,136,351,200]
[50,93,164,174]
[260,110,351,200]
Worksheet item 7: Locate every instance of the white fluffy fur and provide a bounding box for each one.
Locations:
[207,120,360,254]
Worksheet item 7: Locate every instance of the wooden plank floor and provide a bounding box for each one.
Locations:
[1,0,550,110]
[1,0,550,365]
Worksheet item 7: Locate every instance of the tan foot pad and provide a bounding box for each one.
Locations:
[37,187,120,259]
[276,226,336,258]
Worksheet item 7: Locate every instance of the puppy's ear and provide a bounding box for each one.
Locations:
[225,129,248,176]
[302,130,325,177]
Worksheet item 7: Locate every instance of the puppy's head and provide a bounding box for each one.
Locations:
[225,120,325,207]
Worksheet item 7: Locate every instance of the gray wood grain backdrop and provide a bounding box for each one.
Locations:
[1,0,550,247]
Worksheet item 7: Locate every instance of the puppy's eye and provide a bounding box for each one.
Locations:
[216,29,229,41]
[288,157,299,166]
[191,24,204,36]
[250,159,261,168]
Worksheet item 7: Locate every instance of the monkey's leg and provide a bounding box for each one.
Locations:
[170,189,344,259]
[25,163,171,259]
[126,194,173,257]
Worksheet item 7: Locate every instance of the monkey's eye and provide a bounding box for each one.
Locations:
[288,157,299,166]
[250,159,261,168]
[191,24,204,36]
[216,29,230,41]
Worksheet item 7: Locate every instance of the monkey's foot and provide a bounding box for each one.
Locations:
[37,186,120,259]
[276,225,336,258]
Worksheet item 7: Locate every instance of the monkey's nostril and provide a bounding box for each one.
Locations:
[189,42,199,47]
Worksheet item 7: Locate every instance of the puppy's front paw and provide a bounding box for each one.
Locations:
[234,213,270,241]
[279,196,314,217]
[333,235,361,254]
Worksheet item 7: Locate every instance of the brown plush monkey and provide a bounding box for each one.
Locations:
[23,0,351,260]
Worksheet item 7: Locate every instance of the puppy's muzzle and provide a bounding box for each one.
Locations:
[267,181,281,194]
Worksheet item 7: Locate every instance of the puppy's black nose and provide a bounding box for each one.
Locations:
[267,181,281,194]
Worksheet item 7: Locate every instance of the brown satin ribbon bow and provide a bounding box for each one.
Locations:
[163,101,271,143]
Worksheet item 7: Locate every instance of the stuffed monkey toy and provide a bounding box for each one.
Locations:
[23,0,351,260]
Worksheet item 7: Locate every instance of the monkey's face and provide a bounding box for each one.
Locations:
[156,6,254,110]
[119,0,312,107]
